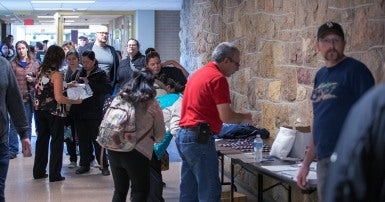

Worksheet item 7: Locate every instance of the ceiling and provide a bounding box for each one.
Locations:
[0,0,182,26]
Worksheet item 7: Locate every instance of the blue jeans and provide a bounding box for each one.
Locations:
[176,128,221,202]
[0,142,10,202]
[9,102,33,156]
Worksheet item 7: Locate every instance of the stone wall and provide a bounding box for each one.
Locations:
[180,0,385,138]
[179,0,385,201]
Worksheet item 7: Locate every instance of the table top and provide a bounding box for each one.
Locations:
[216,139,317,190]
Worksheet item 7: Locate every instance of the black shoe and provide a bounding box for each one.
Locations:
[9,154,17,159]
[101,168,110,176]
[49,176,65,182]
[34,174,48,179]
[76,167,90,174]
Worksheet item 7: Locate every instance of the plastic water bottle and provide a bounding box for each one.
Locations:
[253,134,263,163]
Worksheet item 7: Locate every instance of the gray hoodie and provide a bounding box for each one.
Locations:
[0,56,29,143]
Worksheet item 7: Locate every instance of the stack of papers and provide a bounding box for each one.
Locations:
[67,84,93,100]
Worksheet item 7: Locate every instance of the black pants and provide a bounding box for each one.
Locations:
[148,151,164,202]
[109,149,150,202]
[75,118,108,168]
[33,110,64,180]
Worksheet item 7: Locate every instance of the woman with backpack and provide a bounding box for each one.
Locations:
[108,68,165,202]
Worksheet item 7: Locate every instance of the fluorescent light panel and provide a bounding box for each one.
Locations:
[64,16,79,18]
[37,16,54,18]
[31,1,95,3]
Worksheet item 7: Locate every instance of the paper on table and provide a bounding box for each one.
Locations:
[67,84,93,100]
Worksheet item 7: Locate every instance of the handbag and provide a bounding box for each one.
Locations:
[160,151,169,171]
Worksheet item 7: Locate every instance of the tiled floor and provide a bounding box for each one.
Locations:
[5,134,255,202]
[5,136,181,202]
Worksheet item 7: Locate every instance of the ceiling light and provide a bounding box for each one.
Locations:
[37,16,54,18]
[64,16,79,18]
[31,1,95,3]
[34,8,73,10]
[38,20,56,23]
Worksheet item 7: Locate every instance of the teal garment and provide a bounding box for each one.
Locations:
[154,131,173,160]
[156,93,180,109]
[154,93,181,159]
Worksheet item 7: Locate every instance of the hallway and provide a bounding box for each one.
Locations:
[5,136,181,202]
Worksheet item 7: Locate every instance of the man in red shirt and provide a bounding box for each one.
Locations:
[176,42,252,202]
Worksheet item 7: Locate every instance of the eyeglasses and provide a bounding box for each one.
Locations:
[97,32,110,36]
[228,57,240,67]
[319,37,343,45]
[125,44,138,48]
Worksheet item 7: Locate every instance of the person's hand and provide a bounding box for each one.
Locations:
[73,99,82,104]
[21,138,32,157]
[25,74,34,83]
[67,81,78,88]
[79,77,89,84]
[296,164,310,189]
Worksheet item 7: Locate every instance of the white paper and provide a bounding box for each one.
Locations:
[66,84,93,99]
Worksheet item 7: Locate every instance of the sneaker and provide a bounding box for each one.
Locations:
[68,161,77,168]
[91,160,100,168]
[76,167,90,174]
[101,168,110,176]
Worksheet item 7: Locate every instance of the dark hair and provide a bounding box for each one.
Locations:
[145,51,160,65]
[29,45,35,54]
[158,74,185,93]
[81,49,99,67]
[120,68,156,103]
[66,50,79,59]
[0,42,10,56]
[145,47,156,55]
[40,45,65,73]
[14,40,31,60]
[5,35,13,43]
[128,38,140,49]
[35,42,43,50]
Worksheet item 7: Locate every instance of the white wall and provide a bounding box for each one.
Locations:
[136,10,155,54]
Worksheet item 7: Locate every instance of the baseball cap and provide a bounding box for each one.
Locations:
[317,21,345,40]
[79,36,88,40]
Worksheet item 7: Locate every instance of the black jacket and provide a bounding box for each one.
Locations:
[79,42,119,87]
[324,84,385,202]
[70,67,112,120]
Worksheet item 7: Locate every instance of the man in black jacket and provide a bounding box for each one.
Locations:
[324,84,385,202]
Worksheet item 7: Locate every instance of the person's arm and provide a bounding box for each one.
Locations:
[150,101,166,143]
[161,60,189,78]
[296,134,316,189]
[216,103,252,124]
[52,71,82,105]
[6,63,32,157]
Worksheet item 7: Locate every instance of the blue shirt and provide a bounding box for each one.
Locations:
[312,57,374,159]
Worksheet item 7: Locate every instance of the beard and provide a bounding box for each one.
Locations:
[324,48,344,62]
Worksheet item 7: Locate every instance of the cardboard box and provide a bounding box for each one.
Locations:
[221,191,247,202]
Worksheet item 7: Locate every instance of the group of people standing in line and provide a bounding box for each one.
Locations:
[0,20,383,202]
[0,24,190,202]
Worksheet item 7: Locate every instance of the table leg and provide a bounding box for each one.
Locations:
[288,186,292,202]
[258,173,263,202]
[230,160,234,202]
